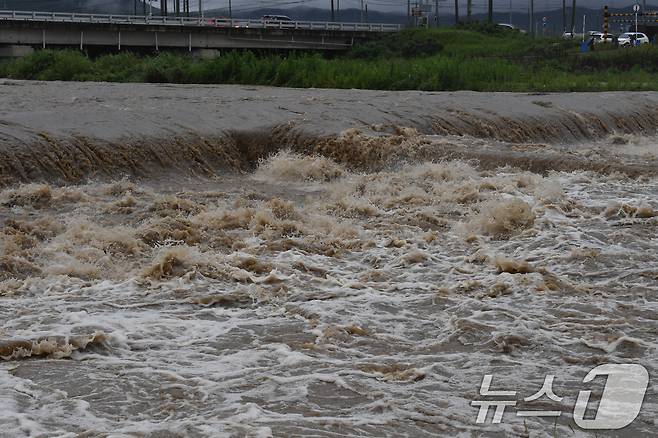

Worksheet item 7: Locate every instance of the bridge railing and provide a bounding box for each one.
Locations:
[0,10,402,32]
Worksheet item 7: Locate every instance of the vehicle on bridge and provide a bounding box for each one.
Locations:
[0,9,401,54]
[261,15,292,22]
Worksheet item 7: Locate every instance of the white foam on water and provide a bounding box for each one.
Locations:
[0,151,657,436]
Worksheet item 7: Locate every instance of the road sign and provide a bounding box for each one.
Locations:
[633,4,641,12]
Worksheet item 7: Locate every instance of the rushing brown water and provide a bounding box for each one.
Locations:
[0,126,657,437]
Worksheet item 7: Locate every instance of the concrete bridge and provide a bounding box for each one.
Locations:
[0,10,402,56]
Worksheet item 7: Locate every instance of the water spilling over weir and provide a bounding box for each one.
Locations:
[0,82,657,436]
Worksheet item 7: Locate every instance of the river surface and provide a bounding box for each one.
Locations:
[0,132,657,437]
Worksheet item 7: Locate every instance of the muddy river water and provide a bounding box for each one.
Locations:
[0,83,658,437]
[0,128,657,437]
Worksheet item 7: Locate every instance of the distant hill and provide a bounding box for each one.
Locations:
[0,0,150,14]
[205,4,657,34]
[1,1,655,34]
[217,7,408,24]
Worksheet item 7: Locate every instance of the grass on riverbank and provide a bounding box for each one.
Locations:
[1,26,657,91]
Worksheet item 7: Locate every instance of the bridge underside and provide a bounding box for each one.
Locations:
[0,21,369,53]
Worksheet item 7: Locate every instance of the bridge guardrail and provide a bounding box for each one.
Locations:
[0,10,401,32]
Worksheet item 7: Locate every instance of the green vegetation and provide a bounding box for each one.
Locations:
[1,26,657,91]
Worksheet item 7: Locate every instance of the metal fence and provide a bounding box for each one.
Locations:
[0,10,402,32]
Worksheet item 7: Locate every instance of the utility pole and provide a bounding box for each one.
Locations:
[407,0,411,26]
[199,0,203,18]
[331,0,335,21]
[361,0,364,23]
[571,0,576,34]
[562,0,566,31]
[527,4,531,34]
[488,0,493,22]
[435,0,439,27]
[530,0,534,35]
[454,0,459,25]
[467,0,472,22]
[229,0,232,19]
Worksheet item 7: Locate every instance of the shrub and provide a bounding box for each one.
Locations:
[349,28,444,59]
[5,50,92,80]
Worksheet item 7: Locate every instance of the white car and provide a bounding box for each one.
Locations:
[261,15,292,22]
[591,32,616,45]
[618,32,650,46]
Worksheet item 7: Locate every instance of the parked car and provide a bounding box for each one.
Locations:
[618,32,650,46]
[590,32,616,45]
[261,15,292,22]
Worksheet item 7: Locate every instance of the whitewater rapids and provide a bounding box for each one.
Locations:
[0,82,657,437]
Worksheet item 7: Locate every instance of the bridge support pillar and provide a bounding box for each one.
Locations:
[0,45,35,58]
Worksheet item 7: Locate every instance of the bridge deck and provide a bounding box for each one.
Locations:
[0,10,401,33]
[0,10,400,52]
